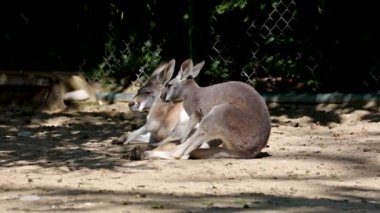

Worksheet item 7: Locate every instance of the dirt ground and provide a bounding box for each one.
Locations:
[0,101,379,213]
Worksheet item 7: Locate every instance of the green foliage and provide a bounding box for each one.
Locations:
[215,0,247,14]
[263,37,297,76]
[86,1,162,86]
[87,33,162,85]
[205,59,230,80]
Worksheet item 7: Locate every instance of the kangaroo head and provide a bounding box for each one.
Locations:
[162,59,205,102]
[129,59,175,112]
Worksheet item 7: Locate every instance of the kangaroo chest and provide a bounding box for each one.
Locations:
[184,99,215,120]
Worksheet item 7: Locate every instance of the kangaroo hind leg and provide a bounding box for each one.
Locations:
[171,128,214,159]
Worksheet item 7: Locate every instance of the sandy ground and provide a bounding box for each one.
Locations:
[0,101,379,213]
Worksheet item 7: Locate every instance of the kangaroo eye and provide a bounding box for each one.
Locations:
[144,90,152,95]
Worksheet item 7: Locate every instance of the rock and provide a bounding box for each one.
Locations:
[17,131,32,137]
[19,195,41,201]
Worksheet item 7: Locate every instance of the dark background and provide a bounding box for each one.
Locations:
[0,0,379,92]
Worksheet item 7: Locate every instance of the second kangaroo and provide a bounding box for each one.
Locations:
[143,59,271,159]
[112,59,189,145]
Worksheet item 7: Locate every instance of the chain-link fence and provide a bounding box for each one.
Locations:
[3,1,378,92]
[100,0,380,92]
[207,0,323,92]
[244,0,300,79]
[205,0,379,92]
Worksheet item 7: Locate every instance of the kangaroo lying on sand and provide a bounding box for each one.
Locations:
[112,59,189,145]
[143,59,271,159]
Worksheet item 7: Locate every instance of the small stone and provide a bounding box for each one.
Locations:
[17,131,32,137]
[363,148,370,152]
[20,195,41,201]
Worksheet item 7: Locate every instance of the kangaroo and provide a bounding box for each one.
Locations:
[143,59,271,159]
[112,59,189,145]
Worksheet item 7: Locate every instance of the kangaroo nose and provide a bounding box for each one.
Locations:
[128,101,139,111]
[161,87,169,101]
[160,93,166,101]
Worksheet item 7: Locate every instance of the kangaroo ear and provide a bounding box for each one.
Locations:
[158,59,175,85]
[151,61,168,77]
[189,61,205,78]
[179,59,193,79]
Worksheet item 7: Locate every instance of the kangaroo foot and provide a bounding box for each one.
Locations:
[142,150,175,160]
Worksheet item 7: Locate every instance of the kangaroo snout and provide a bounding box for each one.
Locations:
[128,99,140,112]
[160,86,169,102]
